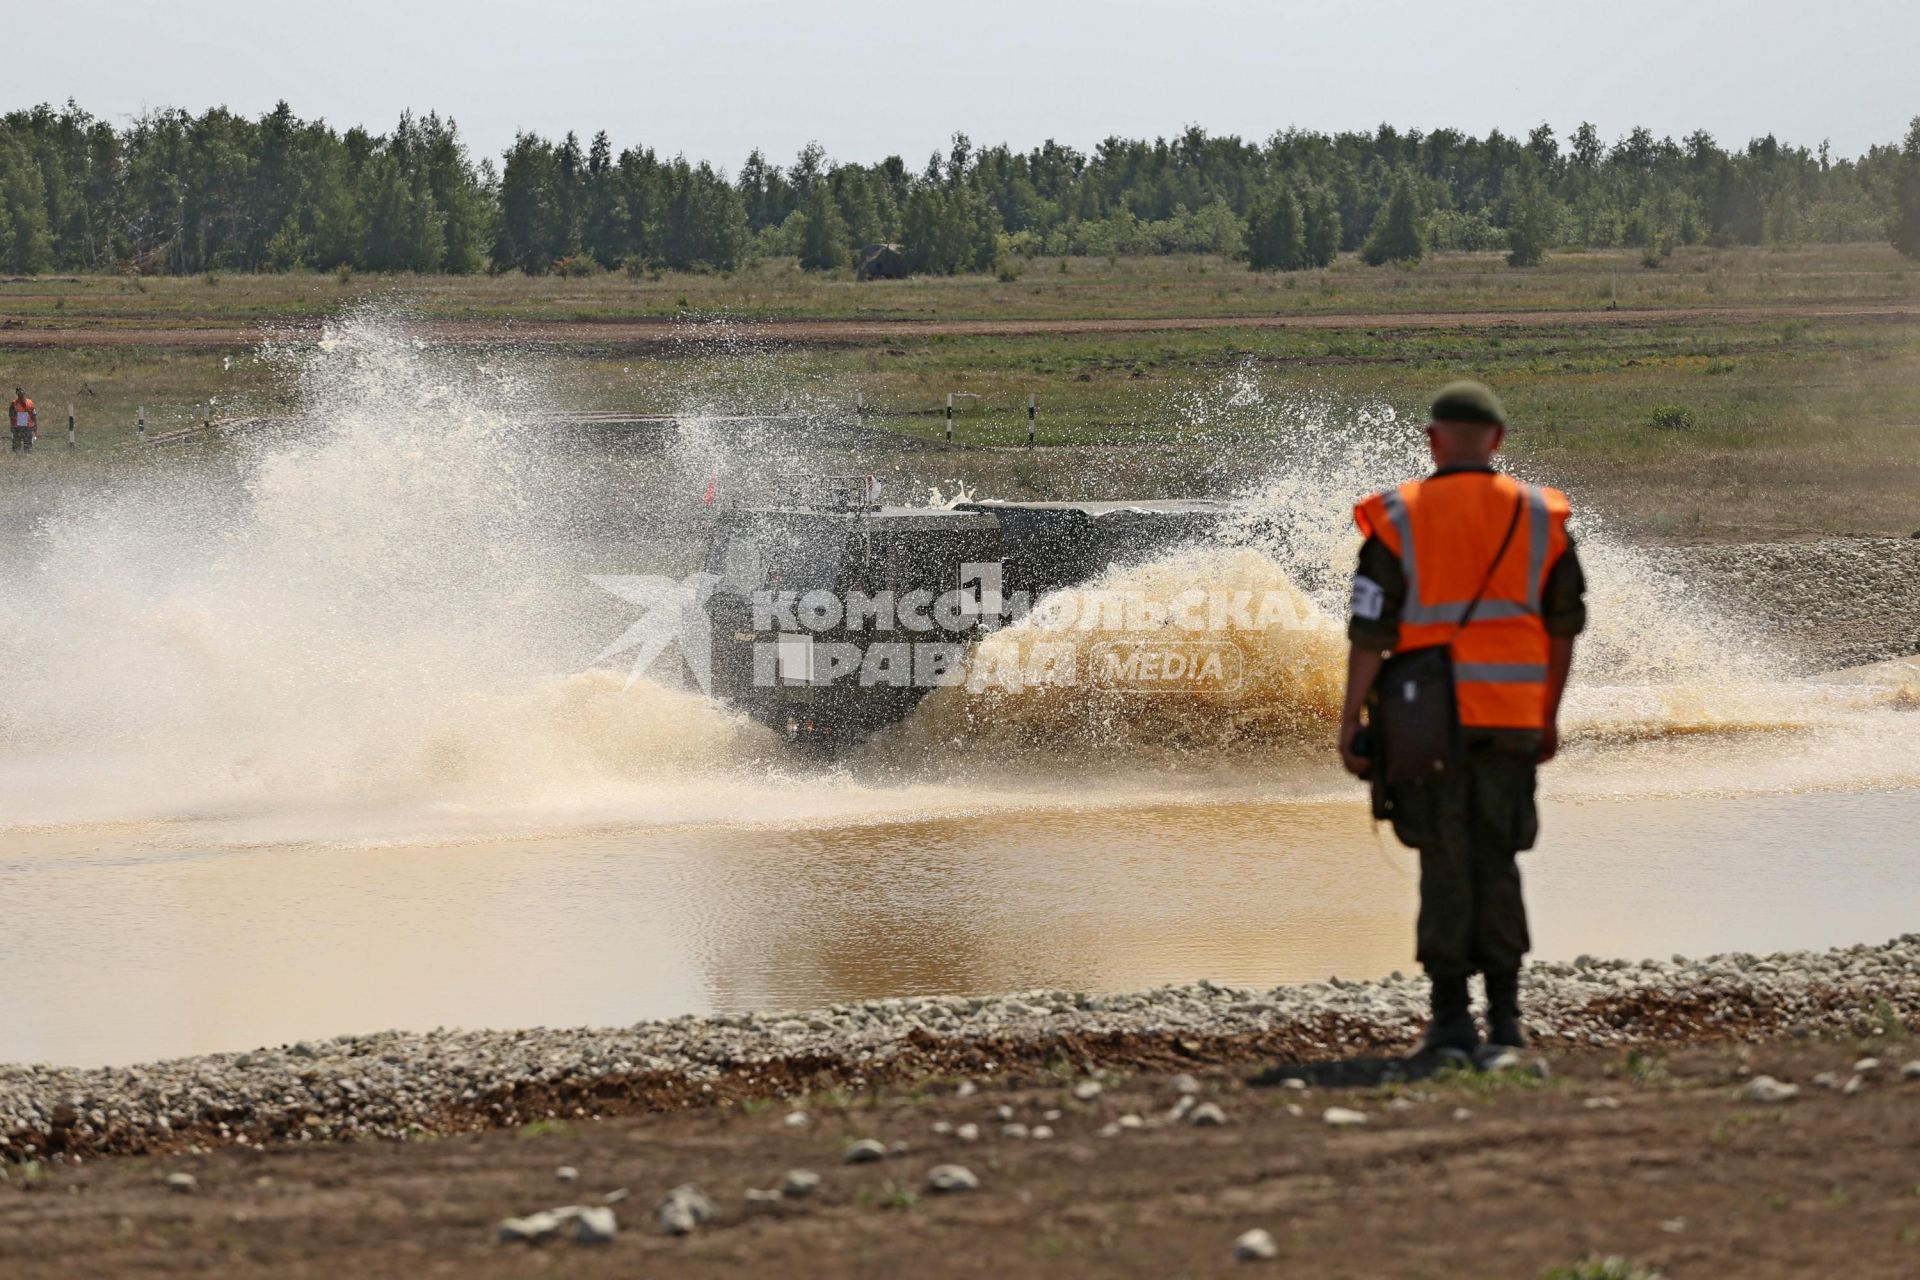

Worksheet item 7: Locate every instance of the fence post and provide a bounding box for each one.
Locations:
[137,406,145,444]
[855,391,865,425]
[67,403,75,449]
[945,392,953,445]
[204,400,213,430]
[1027,393,1036,449]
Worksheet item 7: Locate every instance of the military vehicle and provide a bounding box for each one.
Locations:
[700,477,1233,750]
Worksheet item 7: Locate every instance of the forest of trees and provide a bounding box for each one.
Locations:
[2,100,1918,277]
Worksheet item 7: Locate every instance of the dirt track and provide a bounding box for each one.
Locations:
[0,300,1912,349]
[5,1039,1916,1280]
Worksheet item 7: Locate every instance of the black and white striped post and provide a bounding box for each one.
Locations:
[944,392,954,445]
[1026,393,1036,449]
[137,406,145,444]
[67,403,75,449]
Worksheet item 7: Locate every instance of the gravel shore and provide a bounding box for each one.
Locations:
[6,935,1916,1164]
[1675,537,1920,672]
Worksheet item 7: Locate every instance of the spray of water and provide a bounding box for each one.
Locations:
[883,363,1903,777]
[0,320,1908,837]
[0,314,766,828]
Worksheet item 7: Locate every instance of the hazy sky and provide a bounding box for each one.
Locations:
[14,1,1916,170]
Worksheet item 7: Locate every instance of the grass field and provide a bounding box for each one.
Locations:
[4,243,1916,324]
[3,244,1917,539]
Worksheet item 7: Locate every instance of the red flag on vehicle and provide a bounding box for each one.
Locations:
[702,473,717,507]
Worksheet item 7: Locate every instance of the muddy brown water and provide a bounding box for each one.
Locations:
[3,317,1917,1071]
[3,773,1914,1068]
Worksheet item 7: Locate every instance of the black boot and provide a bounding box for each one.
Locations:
[1412,973,1479,1058]
[1484,969,1527,1049]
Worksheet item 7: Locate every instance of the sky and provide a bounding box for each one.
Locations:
[12,0,1916,170]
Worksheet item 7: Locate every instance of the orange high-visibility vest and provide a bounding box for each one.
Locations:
[1354,470,1571,730]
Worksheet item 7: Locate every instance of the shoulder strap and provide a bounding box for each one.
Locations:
[1452,488,1526,637]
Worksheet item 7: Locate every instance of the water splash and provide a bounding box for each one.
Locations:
[0,321,1908,839]
[0,313,765,827]
[882,367,1893,777]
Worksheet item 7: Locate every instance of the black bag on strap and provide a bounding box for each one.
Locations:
[1371,491,1524,783]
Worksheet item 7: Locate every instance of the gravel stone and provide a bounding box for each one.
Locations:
[926,1163,979,1193]
[845,1138,887,1164]
[1234,1228,1279,1261]
[1322,1107,1369,1127]
[1744,1075,1799,1104]
[497,1211,562,1243]
[1188,1102,1227,1127]
[781,1168,821,1198]
[655,1183,715,1235]
[165,1171,196,1194]
[571,1206,616,1245]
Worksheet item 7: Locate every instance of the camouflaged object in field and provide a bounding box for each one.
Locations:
[854,243,908,280]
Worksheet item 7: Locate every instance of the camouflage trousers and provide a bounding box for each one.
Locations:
[1374,735,1540,978]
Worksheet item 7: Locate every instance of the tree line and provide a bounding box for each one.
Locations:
[3,101,1918,277]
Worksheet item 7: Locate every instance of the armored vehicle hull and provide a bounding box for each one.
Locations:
[700,494,1234,750]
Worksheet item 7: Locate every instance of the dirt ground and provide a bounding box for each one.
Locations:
[1,299,1912,348]
[5,1038,1915,1280]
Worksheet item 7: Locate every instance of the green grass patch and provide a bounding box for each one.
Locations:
[1541,1258,1664,1280]
[517,1118,580,1140]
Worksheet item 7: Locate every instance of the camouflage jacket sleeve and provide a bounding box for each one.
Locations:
[1346,536,1406,652]
[1542,536,1587,638]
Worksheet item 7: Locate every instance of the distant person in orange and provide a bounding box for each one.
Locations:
[9,387,36,453]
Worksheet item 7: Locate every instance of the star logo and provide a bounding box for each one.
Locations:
[586,572,722,694]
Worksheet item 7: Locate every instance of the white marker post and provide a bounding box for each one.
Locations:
[1027,393,1036,449]
[855,390,866,425]
[945,392,954,445]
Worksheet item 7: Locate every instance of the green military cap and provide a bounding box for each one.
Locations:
[1430,380,1507,427]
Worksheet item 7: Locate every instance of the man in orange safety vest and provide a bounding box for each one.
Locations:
[1339,380,1587,1060]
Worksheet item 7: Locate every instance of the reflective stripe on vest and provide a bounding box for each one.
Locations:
[1355,472,1570,730]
